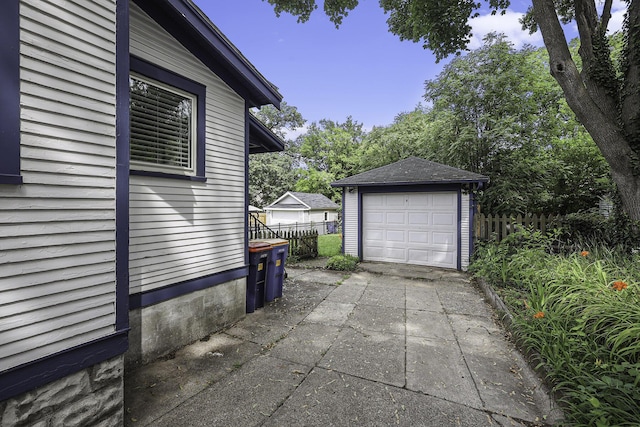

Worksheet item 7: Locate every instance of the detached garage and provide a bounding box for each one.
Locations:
[331,157,488,270]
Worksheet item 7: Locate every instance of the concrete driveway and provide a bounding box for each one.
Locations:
[125,262,562,426]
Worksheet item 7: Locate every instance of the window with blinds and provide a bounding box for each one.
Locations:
[130,74,197,175]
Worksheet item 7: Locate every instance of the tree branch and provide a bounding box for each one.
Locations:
[600,0,612,31]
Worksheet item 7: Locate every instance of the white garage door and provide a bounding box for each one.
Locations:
[362,192,458,268]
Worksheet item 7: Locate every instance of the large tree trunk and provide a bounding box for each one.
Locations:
[531,0,640,221]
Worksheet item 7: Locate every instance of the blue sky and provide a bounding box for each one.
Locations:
[194,1,625,136]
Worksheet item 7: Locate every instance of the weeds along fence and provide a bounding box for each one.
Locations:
[475,213,564,242]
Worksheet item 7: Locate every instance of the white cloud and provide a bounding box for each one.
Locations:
[607,0,626,34]
[468,10,543,50]
[282,124,309,141]
[468,1,627,51]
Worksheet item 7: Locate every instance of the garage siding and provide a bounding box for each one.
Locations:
[343,189,359,257]
[461,193,470,270]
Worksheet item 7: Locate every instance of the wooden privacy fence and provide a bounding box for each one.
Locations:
[475,213,563,242]
[250,228,319,259]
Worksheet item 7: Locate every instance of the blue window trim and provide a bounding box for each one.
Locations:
[129,56,206,181]
[0,0,23,185]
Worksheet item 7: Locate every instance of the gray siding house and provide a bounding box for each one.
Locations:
[0,0,283,424]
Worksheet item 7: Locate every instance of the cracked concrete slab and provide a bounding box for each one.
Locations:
[125,261,563,427]
[319,327,406,388]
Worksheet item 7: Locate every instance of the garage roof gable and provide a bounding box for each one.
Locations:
[331,157,489,187]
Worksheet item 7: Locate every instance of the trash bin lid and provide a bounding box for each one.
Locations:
[258,238,289,246]
[249,241,271,252]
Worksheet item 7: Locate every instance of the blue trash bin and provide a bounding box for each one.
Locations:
[259,238,289,301]
[246,242,271,313]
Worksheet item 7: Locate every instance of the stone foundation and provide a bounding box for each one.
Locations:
[0,356,124,427]
[126,278,246,368]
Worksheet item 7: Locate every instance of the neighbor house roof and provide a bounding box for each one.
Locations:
[265,192,339,210]
[331,157,489,187]
[133,0,282,109]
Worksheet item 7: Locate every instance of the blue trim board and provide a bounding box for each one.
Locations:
[0,331,128,402]
[129,266,249,309]
[357,189,363,260]
[341,191,346,255]
[116,0,131,333]
[0,0,22,185]
[245,105,250,266]
[130,56,207,180]
[469,191,476,260]
[457,190,462,270]
[357,184,460,194]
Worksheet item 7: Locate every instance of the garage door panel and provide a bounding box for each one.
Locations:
[407,249,429,264]
[385,194,406,208]
[384,247,406,262]
[433,212,455,226]
[432,193,457,208]
[408,231,429,244]
[386,230,406,242]
[364,211,384,224]
[386,212,406,224]
[407,193,429,207]
[363,192,458,269]
[433,232,454,245]
[408,212,429,225]
[364,229,384,241]
[431,251,456,267]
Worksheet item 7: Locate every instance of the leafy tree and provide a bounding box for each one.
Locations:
[357,107,436,170]
[263,0,640,221]
[294,168,341,201]
[249,101,305,207]
[356,36,611,214]
[297,117,364,197]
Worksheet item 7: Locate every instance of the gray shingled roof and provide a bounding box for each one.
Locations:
[267,192,339,210]
[331,157,489,187]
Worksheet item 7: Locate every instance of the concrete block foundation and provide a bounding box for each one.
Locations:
[126,278,246,368]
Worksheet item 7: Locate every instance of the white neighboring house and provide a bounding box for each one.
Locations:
[265,192,340,233]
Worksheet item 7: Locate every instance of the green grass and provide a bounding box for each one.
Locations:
[318,233,342,257]
[471,232,640,426]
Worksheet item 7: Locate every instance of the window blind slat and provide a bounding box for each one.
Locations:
[129,75,195,171]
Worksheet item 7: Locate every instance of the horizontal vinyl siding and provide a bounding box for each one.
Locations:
[461,193,470,271]
[343,189,359,257]
[129,4,246,294]
[0,0,117,372]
